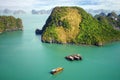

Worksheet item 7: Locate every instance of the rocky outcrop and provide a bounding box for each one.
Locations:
[40,6,120,46]
[0,16,23,33]
[35,29,42,35]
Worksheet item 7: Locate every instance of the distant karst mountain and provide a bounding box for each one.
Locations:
[13,10,26,15]
[0,9,26,15]
[31,9,52,14]
[86,9,120,16]
[40,6,120,46]
[0,16,23,33]
[95,12,120,29]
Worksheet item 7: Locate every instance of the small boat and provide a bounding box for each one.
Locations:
[50,67,63,74]
[65,54,82,61]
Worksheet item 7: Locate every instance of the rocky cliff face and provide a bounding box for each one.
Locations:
[41,7,120,46]
[0,16,23,33]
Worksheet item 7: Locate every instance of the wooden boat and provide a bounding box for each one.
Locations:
[50,67,63,74]
[65,54,82,61]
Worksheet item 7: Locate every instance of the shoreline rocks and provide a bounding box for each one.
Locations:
[35,29,42,35]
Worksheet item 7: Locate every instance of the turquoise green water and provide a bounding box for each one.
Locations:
[0,14,120,80]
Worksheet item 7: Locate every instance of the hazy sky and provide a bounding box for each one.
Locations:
[0,0,120,10]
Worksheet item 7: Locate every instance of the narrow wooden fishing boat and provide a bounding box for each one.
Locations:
[50,67,63,74]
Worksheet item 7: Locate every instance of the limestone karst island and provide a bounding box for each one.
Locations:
[0,16,23,33]
[40,6,120,46]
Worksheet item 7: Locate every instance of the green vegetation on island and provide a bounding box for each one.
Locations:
[41,6,120,46]
[0,16,23,33]
[95,12,120,29]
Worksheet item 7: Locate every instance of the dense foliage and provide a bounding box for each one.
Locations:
[95,12,120,28]
[74,7,120,45]
[41,6,120,46]
[42,24,58,43]
[41,7,70,42]
[0,16,23,33]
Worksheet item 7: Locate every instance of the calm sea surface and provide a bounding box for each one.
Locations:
[0,14,120,80]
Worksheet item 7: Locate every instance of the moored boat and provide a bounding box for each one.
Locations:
[50,67,63,74]
[65,54,82,61]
